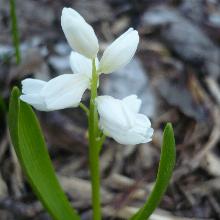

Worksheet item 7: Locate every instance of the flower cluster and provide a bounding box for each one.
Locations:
[20,7,153,145]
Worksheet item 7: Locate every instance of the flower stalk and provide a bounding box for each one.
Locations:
[79,103,90,116]
[88,59,101,220]
[19,7,155,219]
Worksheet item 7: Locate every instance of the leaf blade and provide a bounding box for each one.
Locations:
[8,87,80,220]
[130,123,176,220]
[8,87,20,154]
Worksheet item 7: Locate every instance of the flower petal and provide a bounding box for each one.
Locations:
[98,28,139,74]
[69,51,99,78]
[96,95,153,145]
[112,131,149,145]
[42,74,89,110]
[122,95,141,113]
[96,96,130,129]
[62,7,85,22]
[100,117,150,145]
[21,78,46,95]
[61,7,99,59]
[20,94,48,111]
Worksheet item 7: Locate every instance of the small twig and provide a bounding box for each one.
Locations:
[192,108,220,165]
[205,76,220,104]
[173,107,220,182]
[208,194,220,217]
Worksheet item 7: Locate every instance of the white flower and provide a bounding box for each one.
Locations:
[98,28,139,74]
[95,95,153,145]
[61,7,99,59]
[20,52,93,111]
[20,79,48,111]
[61,7,139,73]
[70,51,99,79]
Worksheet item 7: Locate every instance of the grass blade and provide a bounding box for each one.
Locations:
[130,123,176,220]
[10,0,21,64]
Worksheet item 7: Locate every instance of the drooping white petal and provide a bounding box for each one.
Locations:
[21,78,46,94]
[20,94,48,111]
[42,74,90,110]
[131,114,153,141]
[112,129,150,145]
[69,52,99,79]
[99,117,150,145]
[134,114,151,129]
[20,78,48,111]
[96,96,131,129]
[98,28,139,74]
[61,7,99,59]
[96,95,153,145]
[122,95,141,113]
[70,51,92,76]
[20,71,90,111]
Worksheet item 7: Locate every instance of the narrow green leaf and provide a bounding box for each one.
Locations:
[8,87,80,220]
[130,123,176,220]
[8,87,20,152]
[10,0,21,64]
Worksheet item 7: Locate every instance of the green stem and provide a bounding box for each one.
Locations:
[10,0,21,64]
[97,134,106,153]
[79,103,89,116]
[88,59,101,220]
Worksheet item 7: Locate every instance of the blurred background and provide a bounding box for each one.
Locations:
[1,0,220,219]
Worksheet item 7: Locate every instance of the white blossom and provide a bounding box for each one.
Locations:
[98,28,139,74]
[20,79,48,111]
[70,51,99,79]
[20,52,93,111]
[61,7,99,59]
[61,7,139,74]
[96,95,153,145]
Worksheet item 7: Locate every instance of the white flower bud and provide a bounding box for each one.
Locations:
[98,28,139,74]
[61,8,99,59]
[96,95,153,145]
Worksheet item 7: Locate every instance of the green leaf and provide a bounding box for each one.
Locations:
[130,123,176,220]
[10,0,21,64]
[8,87,20,152]
[8,87,80,220]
